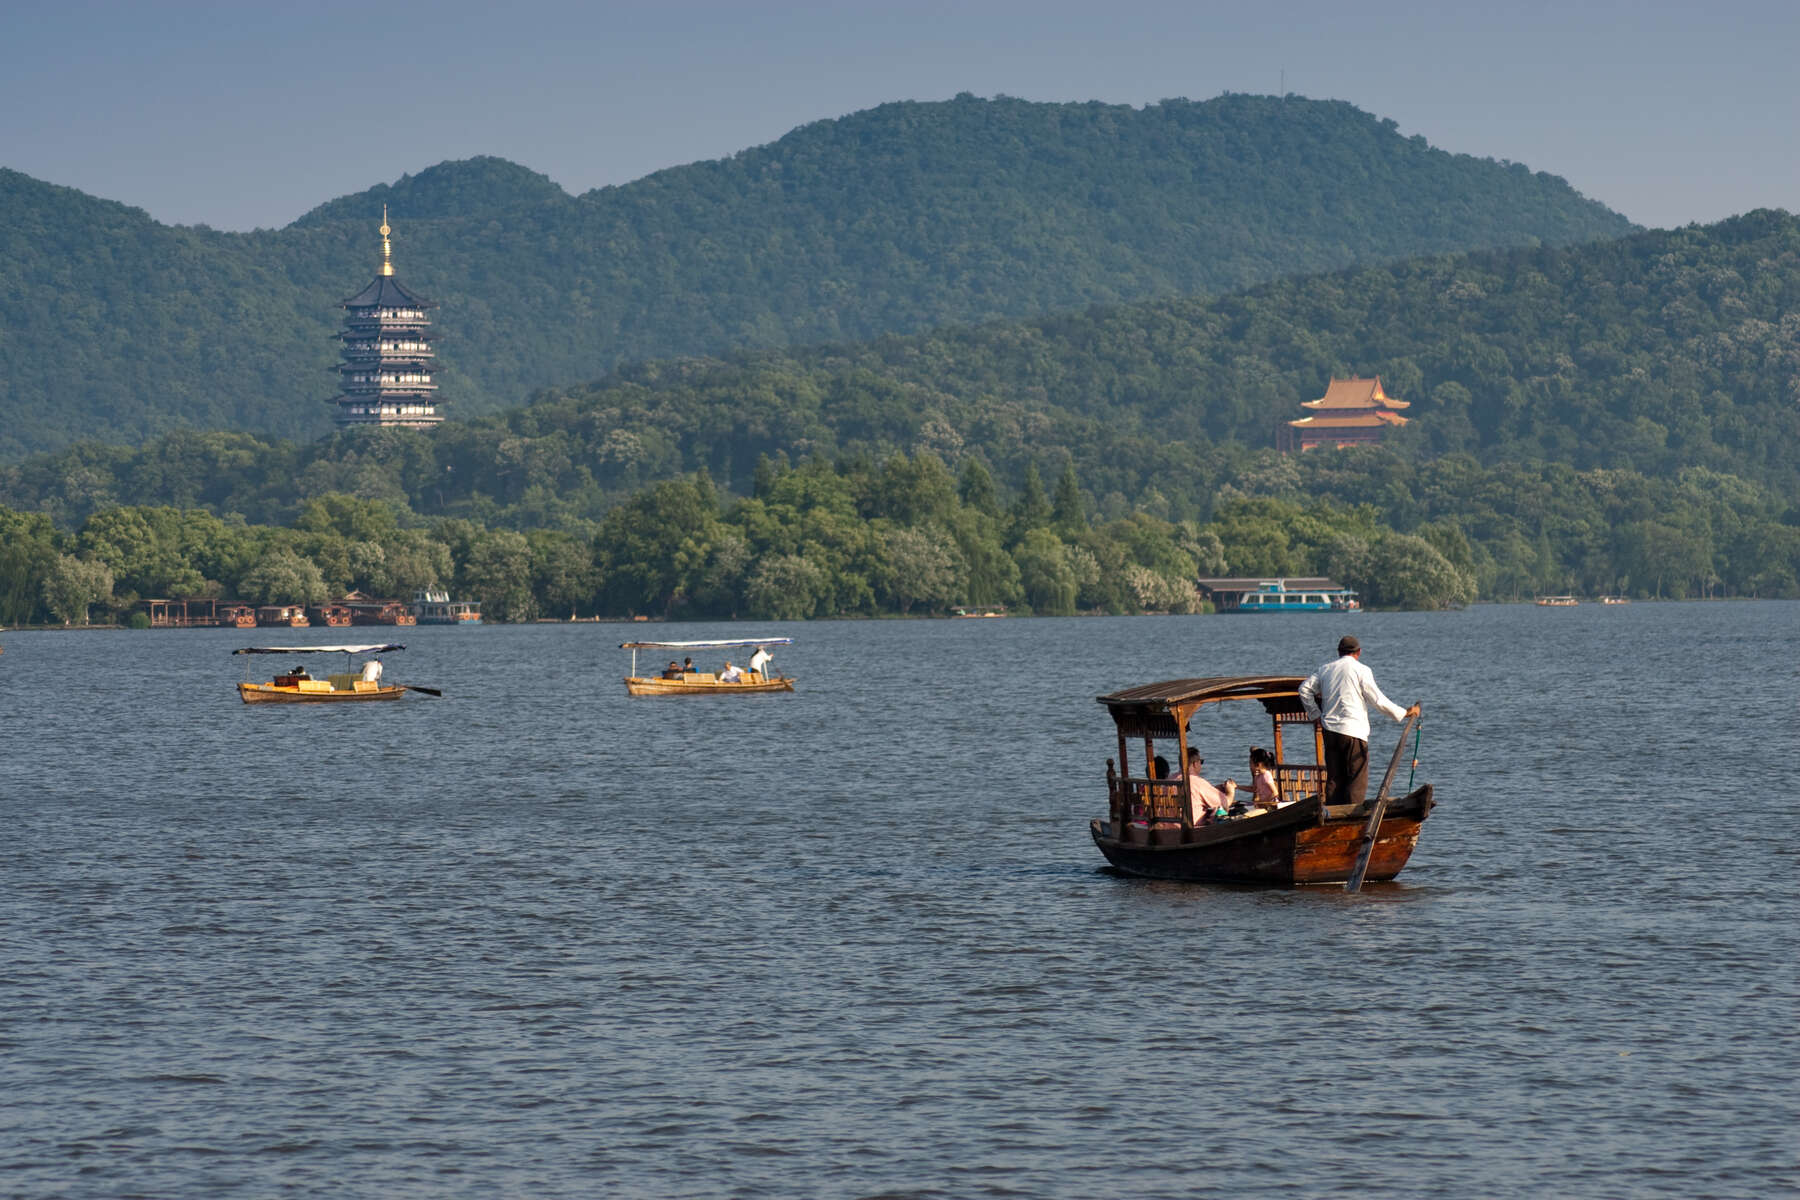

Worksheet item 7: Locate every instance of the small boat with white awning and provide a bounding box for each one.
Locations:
[233,643,436,703]
[620,638,794,695]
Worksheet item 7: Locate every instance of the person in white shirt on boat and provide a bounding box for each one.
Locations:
[1299,635,1418,808]
[360,658,383,684]
[719,660,744,683]
[749,645,772,681]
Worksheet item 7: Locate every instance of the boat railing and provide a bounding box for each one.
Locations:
[1273,763,1327,802]
[1106,762,1188,830]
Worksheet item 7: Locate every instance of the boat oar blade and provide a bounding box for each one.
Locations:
[404,684,443,697]
[1345,704,1422,893]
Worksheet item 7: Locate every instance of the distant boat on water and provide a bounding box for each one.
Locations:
[412,589,482,625]
[1535,595,1579,607]
[1196,578,1360,613]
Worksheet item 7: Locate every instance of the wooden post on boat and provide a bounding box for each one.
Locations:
[1174,711,1193,832]
[1106,759,1120,836]
[1344,705,1423,893]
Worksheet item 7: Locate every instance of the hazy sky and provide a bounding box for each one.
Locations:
[4,0,1796,232]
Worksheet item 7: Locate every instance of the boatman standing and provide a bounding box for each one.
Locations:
[360,657,383,684]
[749,645,772,682]
[1299,635,1418,808]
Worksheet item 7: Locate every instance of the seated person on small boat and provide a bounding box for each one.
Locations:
[1248,746,1280,807]
[661,660,682,679]
[683,656,697,673]
[719,660,744,683]
[1183,754,1236,825]
[1130,756,1173,826]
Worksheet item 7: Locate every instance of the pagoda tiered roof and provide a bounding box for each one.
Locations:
[342,275,433,309]
[331,206,444,430]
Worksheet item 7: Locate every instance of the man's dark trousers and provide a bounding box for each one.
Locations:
[1322,729,1368,807]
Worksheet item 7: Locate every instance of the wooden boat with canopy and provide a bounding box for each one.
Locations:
[1091,675,1433,889]
[233,643,433,704]
[621,638,794,695]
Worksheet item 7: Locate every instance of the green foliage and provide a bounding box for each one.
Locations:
[0,95,1631,460]
[11,202,1800,608]
[41,555,114,625]
[0,507,59,624]
[238,548,328,606]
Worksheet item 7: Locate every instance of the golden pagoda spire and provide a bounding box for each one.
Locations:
[378,205,394,277]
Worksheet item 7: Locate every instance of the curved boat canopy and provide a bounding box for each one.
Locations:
[619,637,793,650]
[1098,675,1309,739]
[233,644,405,655]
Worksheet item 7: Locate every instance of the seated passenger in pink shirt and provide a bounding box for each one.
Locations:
[1184,753,1236,824]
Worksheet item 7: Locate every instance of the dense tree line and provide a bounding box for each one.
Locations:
[0,456,1232,625]
[10,440,1799,629]
[0,94,1631,459]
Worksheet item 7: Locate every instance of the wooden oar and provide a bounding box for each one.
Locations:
[403,684,443,697]
[1344,704,1422,893]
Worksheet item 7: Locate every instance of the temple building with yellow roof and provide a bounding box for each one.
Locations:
[1278,376,1409,452]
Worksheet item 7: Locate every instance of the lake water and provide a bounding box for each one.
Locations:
[3,603,1795,1198]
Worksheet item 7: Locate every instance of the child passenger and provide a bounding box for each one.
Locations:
[1249,746,1281,808]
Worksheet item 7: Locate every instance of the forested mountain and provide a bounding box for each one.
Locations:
[0,93,1633,460]
[7,210,1799,617]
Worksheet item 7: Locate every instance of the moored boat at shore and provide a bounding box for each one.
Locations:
[1535,594,1579,606]
[256,604,310,627]
[1090,675,1432,888]
[1196,578,1360,613]
[309,603,352,627]
[339,592,416,625]
[412,589,481,625]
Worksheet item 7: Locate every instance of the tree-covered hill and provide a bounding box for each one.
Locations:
[7,209,1800,609]
[0,93,1632,460]
[9,210,1800,523]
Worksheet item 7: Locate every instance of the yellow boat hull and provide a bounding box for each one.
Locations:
[624,675,794,696]
[238,681,407,704]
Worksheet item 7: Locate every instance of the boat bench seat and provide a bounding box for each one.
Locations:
[295,679,332,693]
[682,672,717,682]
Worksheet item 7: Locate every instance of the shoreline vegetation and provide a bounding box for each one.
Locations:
[4,595,1779,638]
[4,440,1791,629]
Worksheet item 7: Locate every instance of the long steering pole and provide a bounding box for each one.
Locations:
[1344,703,1423,893]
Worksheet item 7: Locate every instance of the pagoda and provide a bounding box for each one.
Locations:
[1278,376,1409,452]
[332,207,442,428]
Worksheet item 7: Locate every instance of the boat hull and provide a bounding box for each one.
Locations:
[1090,787,1434,885]
[624,675,794,696]
[238,682,407,704]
